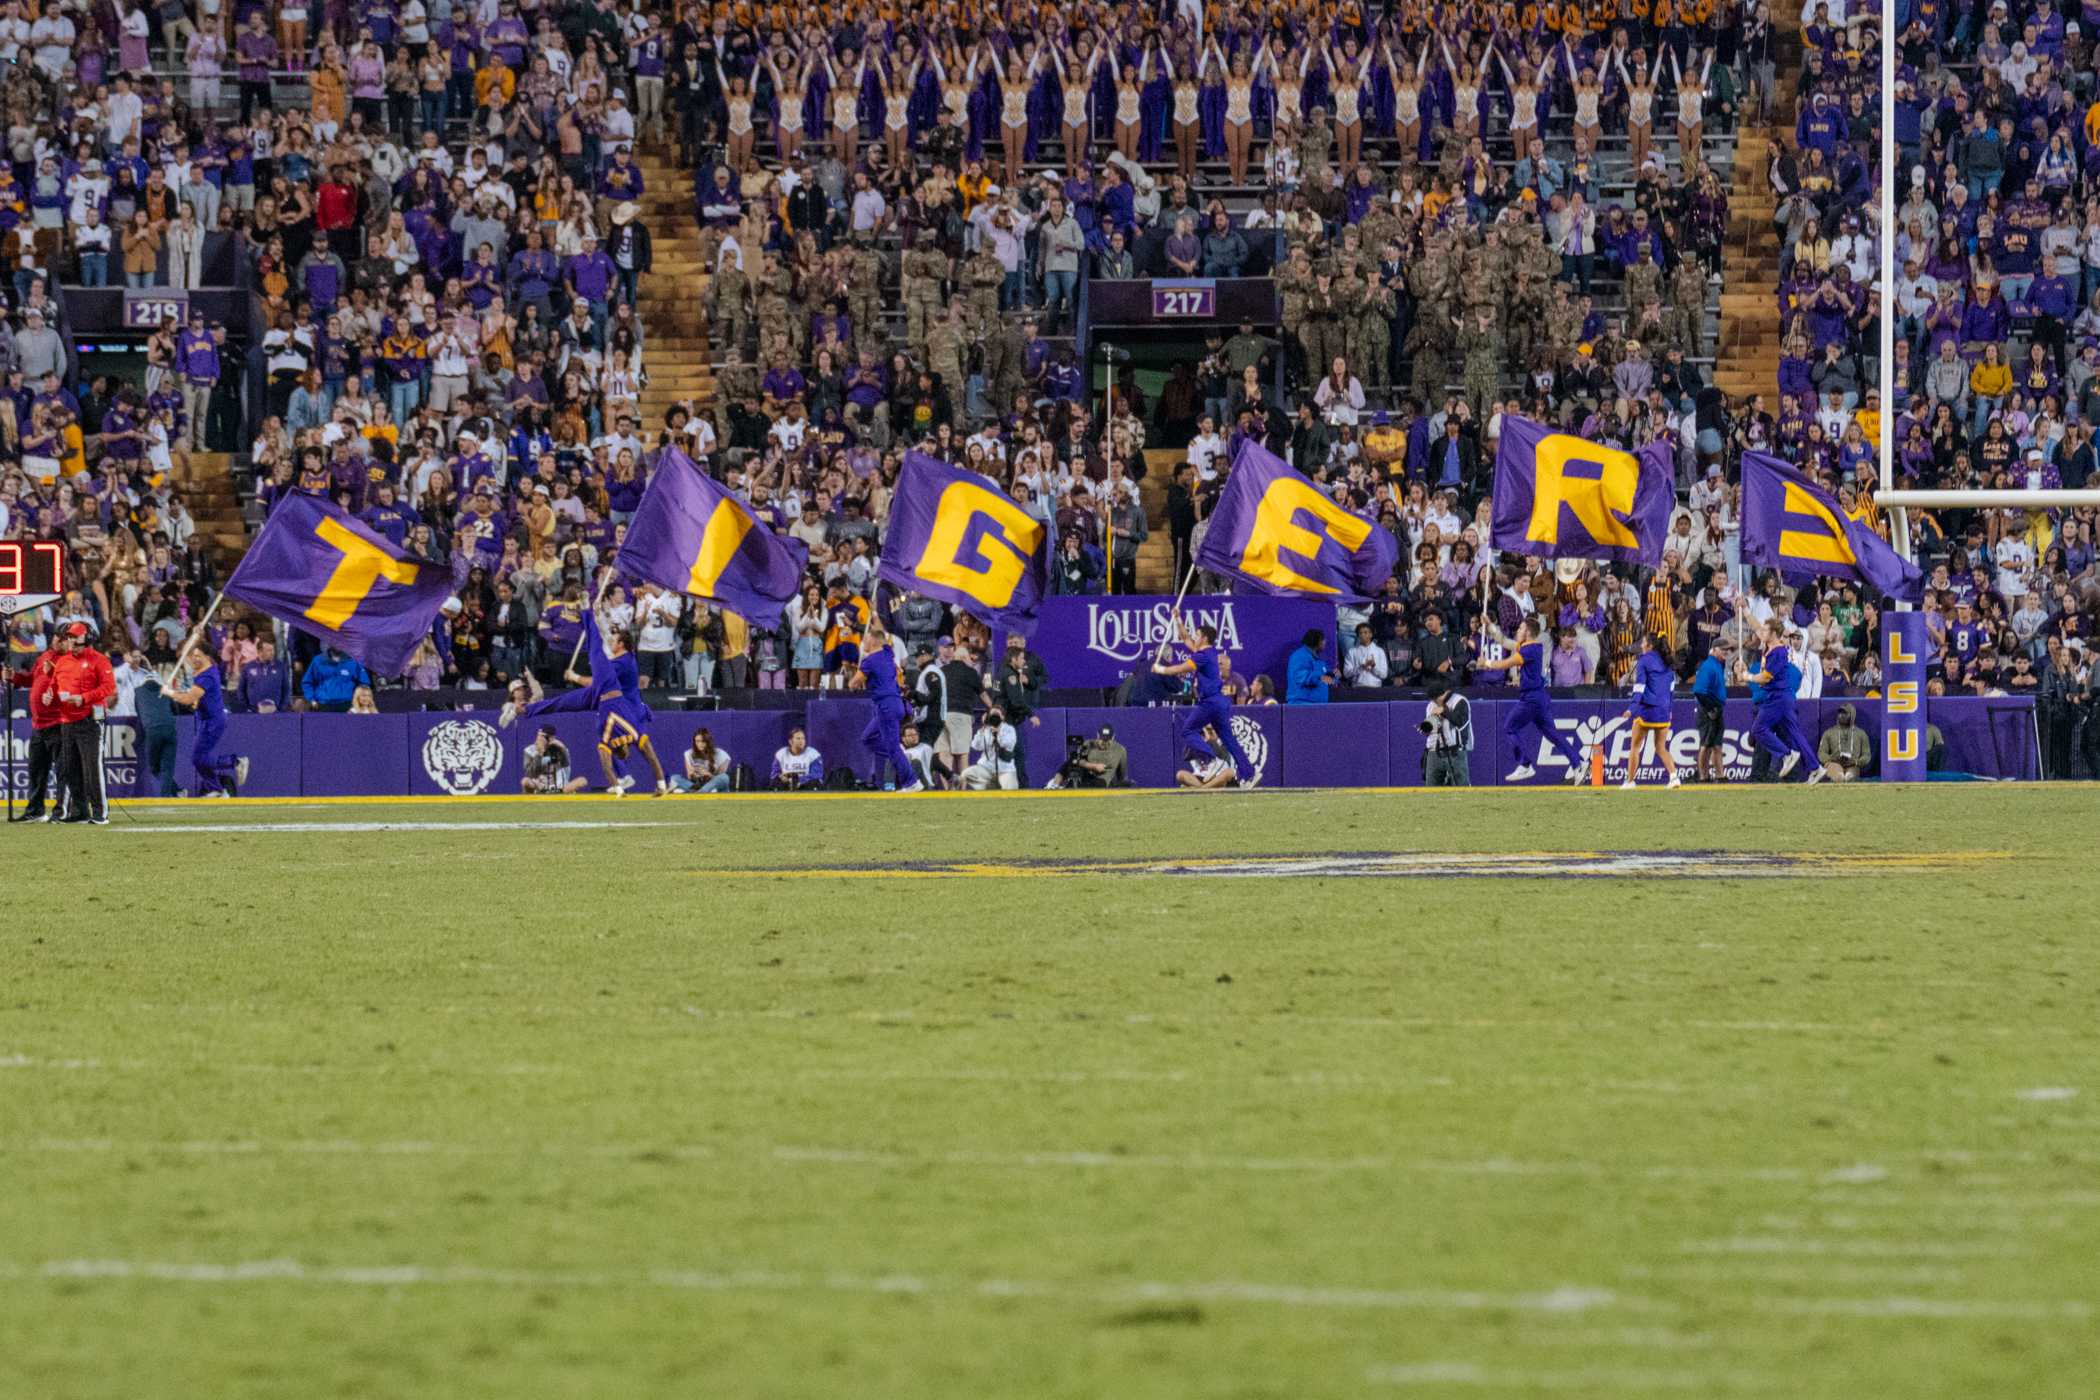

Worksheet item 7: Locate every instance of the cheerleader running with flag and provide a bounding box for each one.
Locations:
[502,597,668,796]
[1152,614,1257,788]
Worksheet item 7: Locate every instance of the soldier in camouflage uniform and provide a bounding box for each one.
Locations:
[900,230,948,360]
[1296,107,1334,192]
[990,314,1030,412]
[1304,268,1344,381]
[925,300,969,407]
[1348,262,1394,391]
[705,253,752,361]
[1459,306,1505,421]
[1542,281,1583,368]
[1406,234,1456,401]
[848,233,888,357]
[1508,221,1559,367]
[755,255,800,363]
[1276,244,1316,385]
[1669,256,1708,356]
[1623,245,1664,323]
[713,348,759,440]
[965,244,1005,342]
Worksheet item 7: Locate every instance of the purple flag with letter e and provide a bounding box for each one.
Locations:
[877,449,1049,633]
[1195,438,1400,602]
[224,493,464,676]
[1490,415,1676,566]
[613,446,809,628]
[1739,451,1924,602]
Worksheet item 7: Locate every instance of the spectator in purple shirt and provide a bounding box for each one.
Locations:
[236,14,279,123]
[564,233,615,335]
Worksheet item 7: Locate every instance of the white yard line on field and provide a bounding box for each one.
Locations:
[1366,1362,1769,1391]
[4,1138,712,1161]
[112,821,683,834]
[0,1258,1631,1316]
[3,1256,2086,1329]
[1676,1238,2025,1260]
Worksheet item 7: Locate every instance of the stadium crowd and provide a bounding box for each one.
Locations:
[0,0,2096,783]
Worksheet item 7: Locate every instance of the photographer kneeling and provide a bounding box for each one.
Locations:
[961,708,1021,790]
[1052,723,1128,788]
[1420,678,1472,786]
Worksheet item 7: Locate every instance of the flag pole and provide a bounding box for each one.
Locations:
[1152,557,1199,666]
[162,588,230,688]
[567,567,615,674]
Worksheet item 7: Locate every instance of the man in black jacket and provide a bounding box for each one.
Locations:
[932,638,985,781]
[993,636,1047,786]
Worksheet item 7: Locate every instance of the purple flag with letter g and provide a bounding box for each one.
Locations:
[224,493,464,676]
[877,450,1049,634]
[1490,415,1676,566]
[1739,451,1923,602]
[1194,438,1400,602]
[612,446,810,629]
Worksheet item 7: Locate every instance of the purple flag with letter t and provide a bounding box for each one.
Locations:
[613,447,809,628]
[877,450,1049,634]
[224,493,463,676]
[1490,415,1675,566]
[1739,451,1923,602]
[1195,438,1399,602]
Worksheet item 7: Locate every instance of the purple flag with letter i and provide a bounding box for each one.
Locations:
[1739,451,1924,602]
[1194,438,1400,602]
[877,449,1049,634]
[1490,415,1676,566]
[224,493,464,676]
[613,446,810,628]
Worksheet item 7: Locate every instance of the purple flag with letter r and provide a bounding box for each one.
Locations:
[877,450,1049,634]
[613,446,809,628]
[1490,415,1676,566]
[224,493,462,676]
[1195,438,1399,602]
[1739,451,1923,601]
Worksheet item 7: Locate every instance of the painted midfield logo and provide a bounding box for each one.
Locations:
[422,720,504,796]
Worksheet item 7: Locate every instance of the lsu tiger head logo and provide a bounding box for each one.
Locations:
[422,720,504,796]
[1229,715,1270,787]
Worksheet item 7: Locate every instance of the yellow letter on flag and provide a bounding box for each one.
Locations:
[1776,482,1860,567]
[1528,435,1642,550]
[916,482,1045,609]
[688,496,755,597]
[1238,477,1373,595]
[305,516,422,629]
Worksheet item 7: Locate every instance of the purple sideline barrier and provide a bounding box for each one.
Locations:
[10,699,2034,798]
[1017,595,1341,688]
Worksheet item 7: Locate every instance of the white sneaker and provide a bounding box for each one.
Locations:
[199,790,226,799]
[1804,769,1826,786]
[234,757,251,789]
[898,781,925,793]
[655,781,670,797]
[499,701,518,728]
[617,775,635,792]
[1619,778,1637,790]
[1667,772,1683,789]
[1505,765,1537,782]
[1237,777,1257,789]
[607,784,624,797]
[1778,752,1800,779]
[1564,760,1585,784]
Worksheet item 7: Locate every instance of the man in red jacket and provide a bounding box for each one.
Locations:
[46,621,117,825]
[5,629,66,822]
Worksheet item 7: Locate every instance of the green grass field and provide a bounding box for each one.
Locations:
[5,786,2098,1399]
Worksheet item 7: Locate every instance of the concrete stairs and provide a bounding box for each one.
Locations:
[175,451,246,571]
[1713,18,1802,404]
[632,150,713,430]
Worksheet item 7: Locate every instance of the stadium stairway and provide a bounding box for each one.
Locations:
[632,149,714,430]
[176,451,247,570]
[1136,448,1180,591]
[1713,17,1803,404]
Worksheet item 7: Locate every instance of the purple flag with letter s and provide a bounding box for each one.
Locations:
[224,493,463,676]
[1194,438,1399,602]
[1490,415,1675,566]
[612,446,809,628]
[1739,451,1923,602]
[877,450,1049,634]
